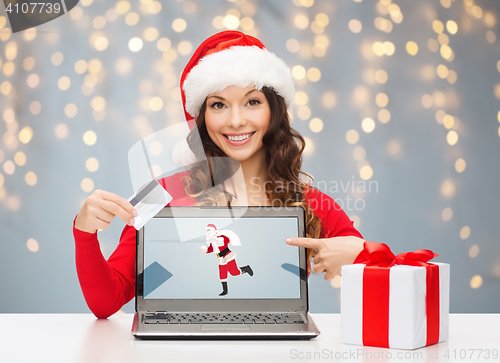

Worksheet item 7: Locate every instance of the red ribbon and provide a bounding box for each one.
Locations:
[354,241,440,348]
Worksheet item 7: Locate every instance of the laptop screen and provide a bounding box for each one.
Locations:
[142,216,301,299]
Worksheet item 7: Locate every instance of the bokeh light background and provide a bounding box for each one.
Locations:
[0,0,499,313]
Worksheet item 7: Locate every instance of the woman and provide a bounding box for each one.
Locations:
[74,31,366,319]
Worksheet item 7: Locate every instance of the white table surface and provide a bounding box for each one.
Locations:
[0,313,498,363]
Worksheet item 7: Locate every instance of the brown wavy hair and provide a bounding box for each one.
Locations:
[185,86,322,272]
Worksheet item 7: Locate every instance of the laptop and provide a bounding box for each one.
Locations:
[131,206,320,339]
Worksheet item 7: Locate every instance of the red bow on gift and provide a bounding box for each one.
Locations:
[353,241,439,267]
[353,241,441,348]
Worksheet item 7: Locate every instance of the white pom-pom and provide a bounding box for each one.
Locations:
[171,138,198,167]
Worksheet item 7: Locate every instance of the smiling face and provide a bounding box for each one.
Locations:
[203,85,271,163]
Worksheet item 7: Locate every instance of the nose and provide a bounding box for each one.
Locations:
[227,105,247,129]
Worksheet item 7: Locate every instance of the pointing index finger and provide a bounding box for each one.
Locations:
[285,237,320,249]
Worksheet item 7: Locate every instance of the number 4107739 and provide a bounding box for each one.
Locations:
[5,2,62,14]
[444,349,499,360]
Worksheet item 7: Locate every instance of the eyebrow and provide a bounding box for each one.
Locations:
[207,89,257,101]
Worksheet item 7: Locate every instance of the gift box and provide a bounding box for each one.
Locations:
[341,242,450,350]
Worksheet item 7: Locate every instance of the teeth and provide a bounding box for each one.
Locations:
[227,133,252,141]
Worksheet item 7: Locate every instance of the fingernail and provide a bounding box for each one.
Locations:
[285,238,291,244]
[132,210,138,217]
[129,219,135,226]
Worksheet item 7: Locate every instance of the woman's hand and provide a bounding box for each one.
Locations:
[285,236,365,280]
[75,189,137,234]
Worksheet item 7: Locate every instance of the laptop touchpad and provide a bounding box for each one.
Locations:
[201,324,251,331]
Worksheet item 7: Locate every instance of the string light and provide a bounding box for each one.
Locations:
[27,74,39,88]
[157,38,171,52]
[292,65,306,80]
[64,104,78,118]
[149,97,164,111]
[182,1,197,14]
[352,146,365,161]
[440,179,456,198]
[447,130,458,145]
[0,0,495,305]
[486,30,496,44]
[147,2,162,15]
[294,14,309,29]
[442,207,453,221]
[25,172,37,186]
[307,67,321,82]
[223,15,240,30]
[359,165,373,180]
[143,27,159,42]
[1,81,12,94]
[346,130,360,144]
[309,118,323,133]
[349,19,362,33]
[295,91,308,105]
[470,275,482,289]
[91,97,105,111]
[376,93,389,107]
[26,238,39,252]
[14,152,26,166]
[3,160,15,175]
[177,41,193,56]
[83,131,97,146]
[85,157,99,172]
[406,41,418,55]
[55,124,69,139]
[129,38,143,52]
[469,245,479,258]
[81,178,94,193]
[172,18,187,32]
[375,69,388,84]
[361,118,376,133]
[454,158,466,173]
[115,58,133,75]
[460,226,471,240]
[19,127,33,144]
[125,12,139,26]
[321,91,337,109]
[286,39,300,53]
[297,106,311,120]
[310,20,324,34]
[353,86,370,105]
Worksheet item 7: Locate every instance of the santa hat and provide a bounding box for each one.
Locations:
[206,223,217,231]
[180,30,295,126]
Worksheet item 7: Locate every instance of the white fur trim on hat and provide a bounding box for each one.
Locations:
[171,138,198,167]
[183,46,295,118]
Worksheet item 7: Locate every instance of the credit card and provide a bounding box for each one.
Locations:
[128,179,172,230]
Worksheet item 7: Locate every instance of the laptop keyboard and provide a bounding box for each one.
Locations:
[144,312,305,325]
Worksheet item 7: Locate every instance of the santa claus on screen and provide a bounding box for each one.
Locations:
[199,223,253,296]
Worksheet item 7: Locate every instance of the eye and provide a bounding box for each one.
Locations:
[248,99,262,106]
[210,101,225,110]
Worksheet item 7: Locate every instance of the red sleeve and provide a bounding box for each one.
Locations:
[206,244,214,253]
[73,171,196,319]
[305,187,363,239]
[74,216,136,319]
